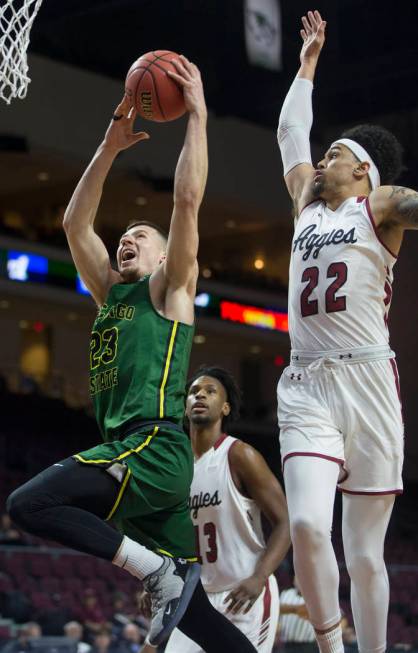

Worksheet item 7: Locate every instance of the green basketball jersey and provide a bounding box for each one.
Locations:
[89,276,194,441]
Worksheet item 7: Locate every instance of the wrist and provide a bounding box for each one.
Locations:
[253,568,269,583]
[297,61,317,83]
[99,140,121,158]
[188,108,208,123]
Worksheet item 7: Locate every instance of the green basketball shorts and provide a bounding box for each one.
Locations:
[74,420,196,560]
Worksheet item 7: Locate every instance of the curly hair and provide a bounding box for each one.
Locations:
[187,365,241,429]
[340,124,403,186]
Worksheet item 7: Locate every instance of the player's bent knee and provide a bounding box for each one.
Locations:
[345,552,385,582]
[6,486,31,528]
[291,515,330,550]
[6,481,53,530]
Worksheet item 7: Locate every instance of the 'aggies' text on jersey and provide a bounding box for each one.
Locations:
[288,196,396,352]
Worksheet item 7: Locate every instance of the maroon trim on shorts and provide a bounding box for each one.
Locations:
[213,433,228,450]
[258,578,272,646]
[389,358,402,402]
[389,357,404,423]
[337,487,403,496]
[283,452,345,467]
[364,197,398,259]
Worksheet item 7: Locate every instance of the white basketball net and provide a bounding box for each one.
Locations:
[0,0,44,104]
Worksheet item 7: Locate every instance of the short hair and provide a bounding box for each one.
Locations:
[125,220,168,243]
[340,124,403,185]
[187,365,241,429]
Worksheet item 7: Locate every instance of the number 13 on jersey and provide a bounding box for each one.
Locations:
[194,522,218,564]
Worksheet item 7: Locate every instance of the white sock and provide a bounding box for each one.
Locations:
[113,536,163,580]
[315,625,344,653]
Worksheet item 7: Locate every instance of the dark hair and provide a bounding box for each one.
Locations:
[125,220,168,243]
[187,365,241,429]
[340,124,403,185]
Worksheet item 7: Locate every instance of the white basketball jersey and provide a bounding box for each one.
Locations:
[189,434,266,593]
[288,196,397,352]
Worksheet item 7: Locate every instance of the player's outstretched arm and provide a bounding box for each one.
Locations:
[163,57,208,293]
[277,10,326,216]
[63,96,150,306]
[224,442,291,615]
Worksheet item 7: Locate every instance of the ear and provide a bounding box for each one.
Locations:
[222,402,231,418]
[158,251,167,265]
[353,161,370,182]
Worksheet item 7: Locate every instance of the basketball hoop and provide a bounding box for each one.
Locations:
[0,0,44,104]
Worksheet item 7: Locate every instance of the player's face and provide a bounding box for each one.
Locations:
[313,144,359,197]
[116,225,166,281]
[186,376,230,427]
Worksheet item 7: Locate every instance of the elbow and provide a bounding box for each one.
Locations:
[62,207,74,234]
[174,191,201,212]
[277,121,295,146]
[62,214,71,234]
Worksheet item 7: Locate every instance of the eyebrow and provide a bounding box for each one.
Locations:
[120,229,148,241]
[326,145,341,156]
[189,383,218,392]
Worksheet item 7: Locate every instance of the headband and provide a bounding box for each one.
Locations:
[332,138,381,190]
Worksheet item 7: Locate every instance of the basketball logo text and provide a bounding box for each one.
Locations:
[140,91,153,119]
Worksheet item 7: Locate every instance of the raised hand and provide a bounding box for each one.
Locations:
[167,55,207,118]
[300,10,326,64]
[103,95,150,153]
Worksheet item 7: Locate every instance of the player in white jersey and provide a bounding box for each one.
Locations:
[165,366,290,653]
[277,10,418,653]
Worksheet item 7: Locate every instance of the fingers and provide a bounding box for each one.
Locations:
[224,591,254,615]
[301,9,325,33]
[127,106,137,122]
[132,131,150,143]
[114,94,131,116]
[166,70,189,87]
[301,15,312,35]
[244,599,256,614]
[170,56,193,81]
[168,55,200,86]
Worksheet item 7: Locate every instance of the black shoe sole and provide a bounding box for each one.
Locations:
[148,561,201,646]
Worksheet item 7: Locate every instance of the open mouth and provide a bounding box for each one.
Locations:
[121,249,136,262]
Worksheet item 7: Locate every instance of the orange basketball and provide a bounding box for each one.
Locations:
[125,50,186,123]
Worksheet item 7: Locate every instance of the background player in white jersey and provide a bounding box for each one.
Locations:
[165,366,290,653]
[279,575,316,652]
[276,10,418,653]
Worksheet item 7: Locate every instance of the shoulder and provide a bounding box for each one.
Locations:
[228,439,258,467]
[369,185,417,225]
[228,440,270,480]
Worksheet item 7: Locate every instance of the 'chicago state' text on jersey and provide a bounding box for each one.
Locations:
[288,196,396,352]
[190,435,266,593]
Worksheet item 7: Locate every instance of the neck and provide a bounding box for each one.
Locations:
[323,183,370,211]
[190,422,224,459]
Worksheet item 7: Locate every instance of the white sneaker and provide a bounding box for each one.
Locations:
[144,556,200,646]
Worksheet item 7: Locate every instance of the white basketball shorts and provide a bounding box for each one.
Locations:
[165,574,279,653]
[277,347,404,494]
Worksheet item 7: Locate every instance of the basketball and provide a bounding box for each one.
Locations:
[125,50,186,123]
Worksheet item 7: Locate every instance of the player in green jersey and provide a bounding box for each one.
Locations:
[7,58,257,653]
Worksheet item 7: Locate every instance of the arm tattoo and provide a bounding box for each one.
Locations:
[389,186,418,228]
